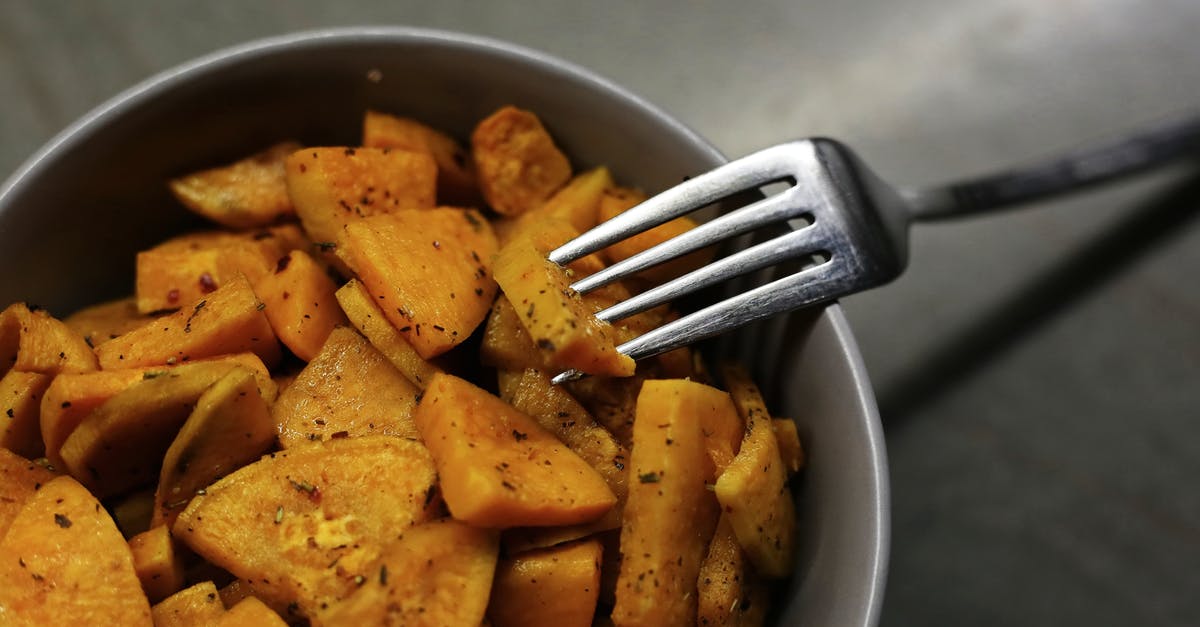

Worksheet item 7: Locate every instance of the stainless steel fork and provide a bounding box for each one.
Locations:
[549,114,1200,383]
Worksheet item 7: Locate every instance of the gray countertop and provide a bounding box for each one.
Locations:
[3,1,1198,624]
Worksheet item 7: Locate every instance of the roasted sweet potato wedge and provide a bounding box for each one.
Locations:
[772,418,806,475]
[413,373,616,528]
[219,597,287,626]
[489,538,603,627]
[254,249,347,361]
[0,448,57,538]
[0,303,98,376]
[471,106,572,216]
[338,208,499,359]
[128,525,186,603]
[334,278,441,389]
[0,370,52,459]
[151,581,225,627]
[168,141,301,229]
[273,326,420,448]
[501,167,612,245]
[480,295,545,371]
[697,514,768,627]
[63,296,151,347]
[0,476,152,625]
[174,436,440,619]
[363,110,481,206]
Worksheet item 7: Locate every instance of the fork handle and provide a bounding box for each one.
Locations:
[903,113,1200,221]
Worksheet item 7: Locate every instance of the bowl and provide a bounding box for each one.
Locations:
[0,26,888,625]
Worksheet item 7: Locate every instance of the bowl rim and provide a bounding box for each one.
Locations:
[0,25,889,624]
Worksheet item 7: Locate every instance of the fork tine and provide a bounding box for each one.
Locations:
[569,188,808,294]
[593,222,822,322]
[547,143,802,265]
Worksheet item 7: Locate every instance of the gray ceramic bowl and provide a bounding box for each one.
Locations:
[0,27,888,625]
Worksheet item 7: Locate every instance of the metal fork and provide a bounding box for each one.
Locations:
[548,114,1200,383]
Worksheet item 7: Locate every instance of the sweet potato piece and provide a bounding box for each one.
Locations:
[502,167,612,245]
[0,303,98,376]
[316,519,499,627]
[597,186,714,283]
[0,448,57,538]
[219,597,287,626]
[40,354,274,469]
[169,141,300,229]
[64,297,151,347]
[151,581,225,626]
[714,364,796,578]
[0,476,151,625]
[696,514,768,627]
[413,373,616,528]
[0,370,52,459]
[285,146,437,246]
[134,226,303,314]
[338,208,499,358]
[273,326,420,448]
[772,418,806,474]
[128,525,186,603]
[472,106,572,216]
[492,234,634,377]
[58,360,239,498]
[564,375,644,448]
[154,367,276,528]
[363,111,481,206]
[480,295,544,371]
[174,437,440,619]
[334,279,441,388]
[97,276,281,370]
[489,538,603,627]
[698,389,743,480]
[255,249,346,361]
[612,379,722,627]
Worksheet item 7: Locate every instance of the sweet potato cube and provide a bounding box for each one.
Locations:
[40,354,274,469]
[273,326,420,447]
[219,597,287,626]
[713,364,796,578]
[334,279,441,388]
[254,249,347,361]
[338,208,499,359]
[489,538,603,627]
[503,167,613,244]
[97,276,281,370]
[413,373,616,528]
[0,370,52,459]
[58,360,238,498]
[480,295,545,371]
[772,418,806,474]
[492,235,634,377]
[134,226,303,314]
[0,448,57,538]
[0,303,98,376]
[151,581,225,626]
[363,110,481,206]
[285,146,436,246]
[154,367,276,528]
[697,514,769,627]
[597,186,714,283]
[128,525,186,603]
[168,142,300,229]
[612,379,722,627]
[317,519,499,626]
[0,476,152,625]
[173,436,440,619]
[471,106,572,216]
[64,297,151,347]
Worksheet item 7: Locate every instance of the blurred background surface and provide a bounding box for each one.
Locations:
[2,1,1198,624]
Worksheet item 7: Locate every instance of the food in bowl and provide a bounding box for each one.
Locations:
[0,105,805,626]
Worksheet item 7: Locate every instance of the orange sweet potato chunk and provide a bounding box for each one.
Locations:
[134,226,304,314]
[363,110,481,206]
[772,417,806,475]
[151,581,225,627]
[502,167,612,245]
[488,538,603,627]
[255,249,347,361]
[334,278,441,389]
[169,142,301,229]
[219,597,287,626]
[413,373,616,528]
[285,146,437,246]
[0,448,57,539]
[273,326,420,448]
[472,106,572,216]
[0,303,98,376]
[338,208,499,359]
[173,437,440,619]
[597,186,714,284]
[154,366,276,528]
[316,519,499,627]
[696,514,769,627]
[480,295,545,371]
[713,364,796,578]
[612,379,722,627]
[0,370,52,459]
[96,276,281,370]
[0,476,152,625]
[63,296,151,347]
[128,525,186,603]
